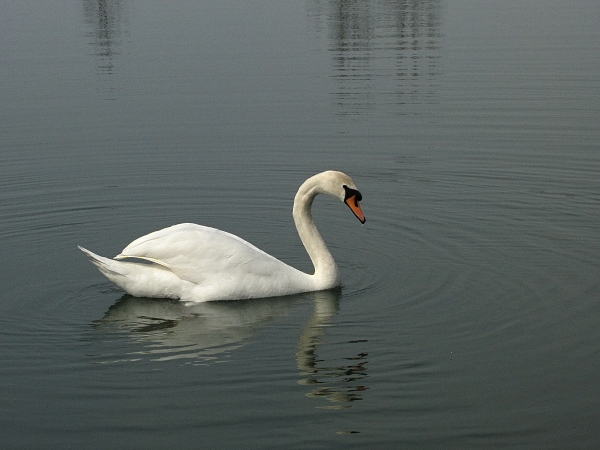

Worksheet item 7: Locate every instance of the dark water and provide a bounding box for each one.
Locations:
[1,0,599,448]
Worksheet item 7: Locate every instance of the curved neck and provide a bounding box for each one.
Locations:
[293,179,341,289]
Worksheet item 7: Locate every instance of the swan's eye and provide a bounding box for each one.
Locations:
[343,185,362,204]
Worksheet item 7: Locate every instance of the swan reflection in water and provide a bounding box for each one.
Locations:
[94,293,303,363]
[93,289,369,407]
[296,292,369,409]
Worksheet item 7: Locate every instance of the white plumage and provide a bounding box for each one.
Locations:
[79,170,365,302]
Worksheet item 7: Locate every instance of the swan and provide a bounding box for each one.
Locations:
[79,170,365,303]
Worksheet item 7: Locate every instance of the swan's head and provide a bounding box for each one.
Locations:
[304,170,366,224]
[342,183,366,224]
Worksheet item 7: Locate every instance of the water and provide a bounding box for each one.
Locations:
[1,0,599,448]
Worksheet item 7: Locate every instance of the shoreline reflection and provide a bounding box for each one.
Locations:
[310,0,443,115]
[82,0,130,99]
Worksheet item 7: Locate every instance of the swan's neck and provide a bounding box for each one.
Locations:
[293,182,341,289]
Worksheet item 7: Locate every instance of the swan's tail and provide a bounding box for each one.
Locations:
[78,245,183,299]
[78,246,128,279]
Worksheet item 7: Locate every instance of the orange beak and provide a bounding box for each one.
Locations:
[345,195,366,224]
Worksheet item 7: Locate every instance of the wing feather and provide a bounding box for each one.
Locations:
[116,223,297,286]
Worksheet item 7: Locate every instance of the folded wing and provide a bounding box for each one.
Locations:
[115,223,303,288]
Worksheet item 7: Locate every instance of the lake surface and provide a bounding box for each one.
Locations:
[1,0,599,448]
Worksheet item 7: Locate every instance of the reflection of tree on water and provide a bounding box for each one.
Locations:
[310,0,443,115]
[297,292,369,409]
[82,0,129,98]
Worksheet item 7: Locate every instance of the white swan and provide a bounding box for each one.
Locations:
[79,170,365,303]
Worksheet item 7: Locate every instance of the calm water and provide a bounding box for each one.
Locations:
[1,0,599,448]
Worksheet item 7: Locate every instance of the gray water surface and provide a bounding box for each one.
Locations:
[1,0,599,448]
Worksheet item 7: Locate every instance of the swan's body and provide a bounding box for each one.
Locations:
[79,171,365,303]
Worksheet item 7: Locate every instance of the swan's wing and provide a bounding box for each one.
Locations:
[115,223,297,286]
